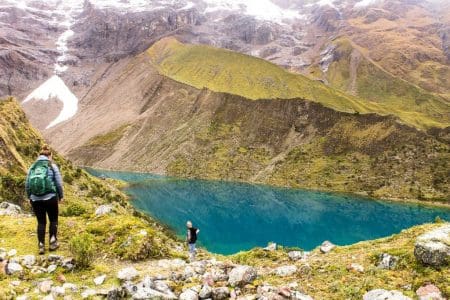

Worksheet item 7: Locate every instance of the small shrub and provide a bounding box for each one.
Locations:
[63,173,74,185]
[61,203,87,217]
[69,233,95,269]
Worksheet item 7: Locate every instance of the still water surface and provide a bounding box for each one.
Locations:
[87,169,450,254]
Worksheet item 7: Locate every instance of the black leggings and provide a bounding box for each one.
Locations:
[31,197,59,244]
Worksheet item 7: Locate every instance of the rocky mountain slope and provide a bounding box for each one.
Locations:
[42,40,448,203]
[1,1,449,200]
[0,92,449,300]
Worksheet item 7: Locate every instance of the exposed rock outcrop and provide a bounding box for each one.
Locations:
[414,224,450,267]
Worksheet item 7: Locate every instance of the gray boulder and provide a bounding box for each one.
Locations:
[414,224,450,267]
[274,265,297,277]
[212,287,230,300]
[179,289,199,300]
[320,241,336,253]
[21,255,36,267]
[288,251,308,261]
[6,262,23,275]
[95,205,113,216]
[377,253,398,269]
[363,289,412,300]
[199,285,212,299]
[0,202,22,216]
[228,265,257,287]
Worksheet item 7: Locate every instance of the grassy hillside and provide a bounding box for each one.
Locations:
[323,39,450,129]
[146,37,449,129]
[0,97,181,281]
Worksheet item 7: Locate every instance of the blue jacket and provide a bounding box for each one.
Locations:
[25,155,64,201]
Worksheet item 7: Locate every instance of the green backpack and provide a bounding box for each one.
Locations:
[29,160,56,196]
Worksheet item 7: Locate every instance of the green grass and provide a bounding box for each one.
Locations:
[326,39,450,129]
[146,38,449,129]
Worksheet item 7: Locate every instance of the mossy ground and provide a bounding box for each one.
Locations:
[0,98,184,298]
[231,223,450,299]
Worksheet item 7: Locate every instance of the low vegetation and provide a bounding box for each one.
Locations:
[147,37,449,129]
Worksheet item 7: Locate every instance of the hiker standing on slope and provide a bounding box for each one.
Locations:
[186,221,200,261]
[26,145,64,254]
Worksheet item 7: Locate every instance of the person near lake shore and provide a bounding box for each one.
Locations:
[186,221,200,261]
[25,145,64,255]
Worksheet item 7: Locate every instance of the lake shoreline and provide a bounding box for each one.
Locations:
[84,166,450,209]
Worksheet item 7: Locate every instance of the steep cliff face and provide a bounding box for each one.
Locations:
[48,48,449,202]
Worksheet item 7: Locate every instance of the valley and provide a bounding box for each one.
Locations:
[0,0,449,298]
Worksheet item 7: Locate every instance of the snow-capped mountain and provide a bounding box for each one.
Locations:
[1,0,449,130]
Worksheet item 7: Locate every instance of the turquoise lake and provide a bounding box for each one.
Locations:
[87,169,450,255]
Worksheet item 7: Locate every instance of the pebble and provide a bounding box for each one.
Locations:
[94,274,106,286]
[39,280,54,294]
[274,265,297,277]
[416,284,445,300]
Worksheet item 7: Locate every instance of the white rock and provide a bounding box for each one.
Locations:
[8,249,17,257]
[228,265,257,287]
[94,274,106,286]
[414,224,450,267]
[274,265,297,277]
[347,263,364,273]
[179,289,199,300]
[95,205,113,216]
[62,283,78,292]
[199,284,213,299]
[6,262,23,274]
[16,296,29,300]
[320,241,336,253]
[378,253,398,269]
[363,289,412,300]
[263,243,277,251]
[117,267,139,281]
[47,264,58,273]
[51,286,65,296]
[288,250,308,261]
[21,255,36,267]
[154,280,174,296]
[39,280,54,294]
[0,202,22,216]
[81,289,97,299]
[292,291,314,300]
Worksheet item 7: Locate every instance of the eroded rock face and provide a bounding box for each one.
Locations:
[414,224,450,267]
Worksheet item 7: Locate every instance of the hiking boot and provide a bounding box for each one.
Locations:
[39,242,45,255]
[49,236,59,251]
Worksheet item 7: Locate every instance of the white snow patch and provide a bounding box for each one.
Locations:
[317,0,337,9]
[354,0,381,8]
[23,75,79,129]
[180,1,195,10]
[203,0,303,24]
